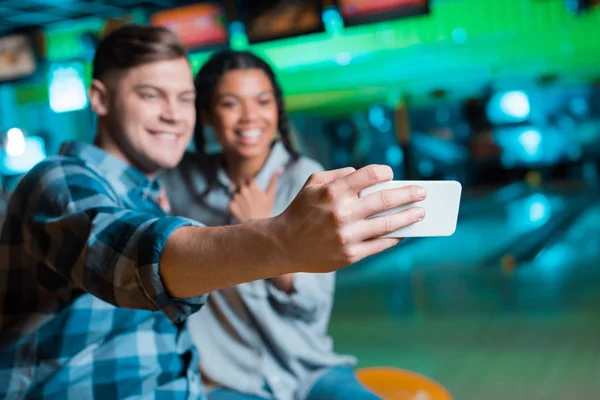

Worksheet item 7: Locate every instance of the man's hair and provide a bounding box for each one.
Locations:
[92,24,188,82]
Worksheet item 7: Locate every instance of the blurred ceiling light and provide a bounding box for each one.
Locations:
[451,27,467,44]
[48,63,88,113]
[335,52,352,66]
[6,127,26,157]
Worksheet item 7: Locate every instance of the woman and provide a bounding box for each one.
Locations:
[162,50,380,400]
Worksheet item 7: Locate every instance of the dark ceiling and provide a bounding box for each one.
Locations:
[0,0,199,34]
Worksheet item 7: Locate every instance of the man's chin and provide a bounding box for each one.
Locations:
[156,159,182,171]
[158,150,187,168]
[137,157,182,177]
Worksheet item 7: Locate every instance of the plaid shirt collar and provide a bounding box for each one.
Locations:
[59,141,163,201]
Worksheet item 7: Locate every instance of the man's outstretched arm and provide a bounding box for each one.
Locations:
[161,165,426,298]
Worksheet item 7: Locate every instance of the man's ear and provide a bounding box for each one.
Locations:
[88,79,110,116]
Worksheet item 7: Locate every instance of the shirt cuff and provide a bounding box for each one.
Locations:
[136,216,207,323]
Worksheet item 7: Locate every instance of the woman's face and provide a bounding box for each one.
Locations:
[208,68,278,160]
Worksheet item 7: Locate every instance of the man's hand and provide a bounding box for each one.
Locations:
[161,165,426,299]
[272,165,426,273]
[229,170,281,223]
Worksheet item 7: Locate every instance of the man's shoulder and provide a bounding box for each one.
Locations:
[12,155,113,208]
[24,154,105,185]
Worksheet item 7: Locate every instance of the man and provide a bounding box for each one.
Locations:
[0,25,426,399]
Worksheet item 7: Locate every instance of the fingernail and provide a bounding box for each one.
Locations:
[418,187,426,199]
[415,208,425,220]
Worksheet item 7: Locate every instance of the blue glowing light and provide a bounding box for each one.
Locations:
[229,21,245,36]
[569,97,589,116]
[335,52,352,66]
[499,91,530,119]
[526,193,552,225]
[368,106,387,129]
[323,8,342,25]
[5,128,25,157]
[48,62,88,113]
[451,27,467,44]
[529,201,547,223]
[386,145,403,167]
[518,129,542,156]
[1,135,47,175]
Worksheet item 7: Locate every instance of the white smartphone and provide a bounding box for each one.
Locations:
[359,180,462,238]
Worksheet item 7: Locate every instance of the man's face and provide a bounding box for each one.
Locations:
[90,57,196,175]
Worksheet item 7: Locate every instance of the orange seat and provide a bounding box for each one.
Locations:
[356,367,453,400]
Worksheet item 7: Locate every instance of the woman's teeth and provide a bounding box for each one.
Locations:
[156,132,178,140]
[238,129,262,138]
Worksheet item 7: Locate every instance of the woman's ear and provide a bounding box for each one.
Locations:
[88,79,110,116]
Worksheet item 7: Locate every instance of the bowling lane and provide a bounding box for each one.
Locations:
[338,183,589,285]
[529,199,600,270]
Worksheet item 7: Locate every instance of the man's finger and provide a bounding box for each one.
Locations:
[344,238,402,264]
[350,207,425,242]
[350,185,426,219]
[304,167,356,188]
[334,165,393,196]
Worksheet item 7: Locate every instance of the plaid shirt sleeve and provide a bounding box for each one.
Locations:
[13,157,205,323]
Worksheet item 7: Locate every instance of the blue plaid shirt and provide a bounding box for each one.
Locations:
[0,142,207,400]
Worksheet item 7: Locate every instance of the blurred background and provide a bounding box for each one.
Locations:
[1,1,599,398]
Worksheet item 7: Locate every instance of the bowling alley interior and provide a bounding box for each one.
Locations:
[1,1,599,399]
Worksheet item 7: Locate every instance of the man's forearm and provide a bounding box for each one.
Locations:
[160,218,291,298]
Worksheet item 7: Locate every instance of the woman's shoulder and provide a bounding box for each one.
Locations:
[278,156,324,197]
[285,155,324,178]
